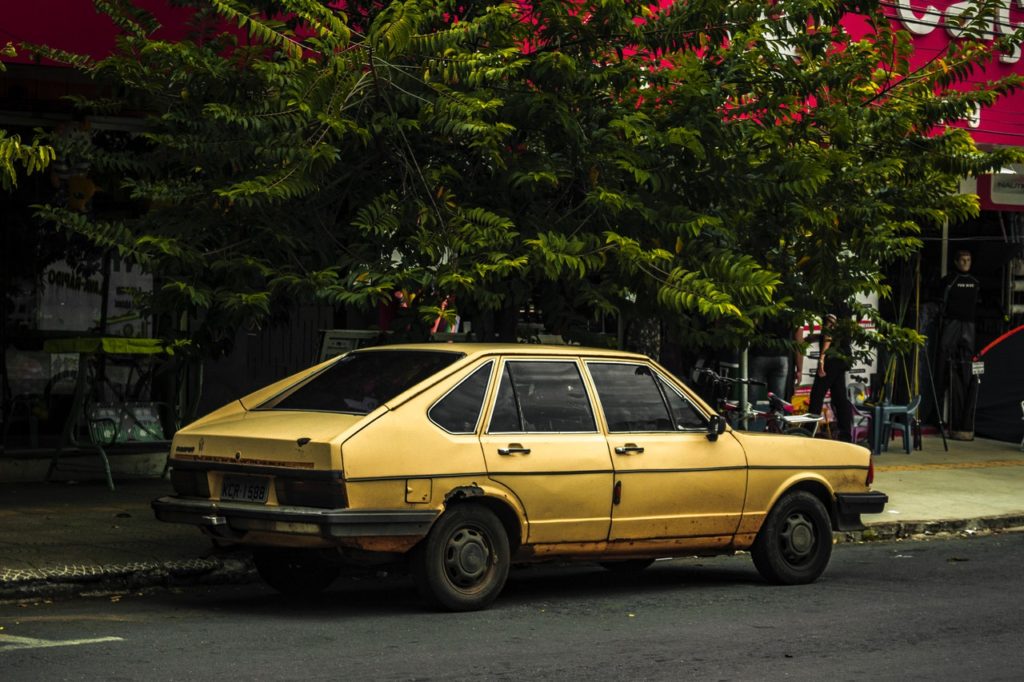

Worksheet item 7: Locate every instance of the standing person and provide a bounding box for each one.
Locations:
[935,249,981,440]
[749,315,795,400]
[808,312,853,442]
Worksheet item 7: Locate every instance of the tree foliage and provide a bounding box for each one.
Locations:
[0,44,55,190]
[16,0,1024,359]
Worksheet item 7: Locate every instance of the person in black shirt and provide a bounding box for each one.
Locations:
[938,250,980,344]
[935,249,981,439]
[808,311,853,442]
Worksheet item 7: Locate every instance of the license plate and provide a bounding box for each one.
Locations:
[221,475,270,503]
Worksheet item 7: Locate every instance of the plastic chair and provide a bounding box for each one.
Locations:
[847,382,873,446]
[872,394,922,455]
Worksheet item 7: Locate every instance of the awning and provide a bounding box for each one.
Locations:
[42,337,169,355]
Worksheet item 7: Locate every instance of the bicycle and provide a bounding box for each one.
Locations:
[763,392,824,437]
[697,368,763,428]
[698,368,822,436]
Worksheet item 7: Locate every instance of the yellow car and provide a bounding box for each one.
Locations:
[153,343,886,611]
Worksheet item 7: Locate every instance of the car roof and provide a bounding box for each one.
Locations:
[351,343,652,362]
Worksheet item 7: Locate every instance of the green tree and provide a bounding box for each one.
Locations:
[0,43,55,190]
[20,0,1024,365]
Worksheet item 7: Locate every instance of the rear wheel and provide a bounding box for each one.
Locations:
[253,548,341,596]
[751,491,833,585]
[412,505,510,612]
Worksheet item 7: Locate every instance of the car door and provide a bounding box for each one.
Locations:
[586,361,748,541]
[479,358,614,544]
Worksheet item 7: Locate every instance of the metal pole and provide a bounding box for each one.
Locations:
[740,347,749,430]
[941,217,949,278]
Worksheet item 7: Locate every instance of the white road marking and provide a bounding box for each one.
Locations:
[0,634,124,651]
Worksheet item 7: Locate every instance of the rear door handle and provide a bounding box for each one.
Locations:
[614,443,644,455]
[498,444,531,456]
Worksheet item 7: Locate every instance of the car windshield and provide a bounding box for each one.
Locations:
[258,350,464,414]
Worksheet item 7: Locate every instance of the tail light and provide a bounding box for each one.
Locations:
[275,478,348,509]
[170,469,211,497]
[866,457,875,486]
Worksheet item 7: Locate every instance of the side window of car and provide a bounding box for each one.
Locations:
[657,376,708,430]
[488,364,522,432]
[428,362,493,434]
[488,360,596,433]
[588,362,674,432]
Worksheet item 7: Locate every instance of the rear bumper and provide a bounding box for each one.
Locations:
[834,491,888,531]
[152,496,439,540]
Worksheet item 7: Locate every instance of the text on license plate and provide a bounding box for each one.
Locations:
[221,475,270,503]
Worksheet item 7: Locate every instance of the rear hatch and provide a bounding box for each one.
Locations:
[172,409,364,471]
[168,347,466,507]
[169,410,367,508]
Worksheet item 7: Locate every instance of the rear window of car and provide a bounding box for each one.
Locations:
[258,350,464,414]
[428,362,494,434]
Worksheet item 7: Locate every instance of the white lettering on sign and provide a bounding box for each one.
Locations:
[894,0,1023,63]
[990,173,1024,205]
[999,1,1024,62]
[968,103,982,128]
[45,267,102,294]
[897,1,941,35]
[945,0,981,39]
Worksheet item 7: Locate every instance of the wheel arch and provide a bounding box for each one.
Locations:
[442,486,525,553]
[781,478,839,531]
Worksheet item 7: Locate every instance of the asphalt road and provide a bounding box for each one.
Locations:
[1,533,1022,681]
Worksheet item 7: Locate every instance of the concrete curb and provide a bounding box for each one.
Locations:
[841,513,1024,543]
[4,513,1023,602]
[0,556,257,601]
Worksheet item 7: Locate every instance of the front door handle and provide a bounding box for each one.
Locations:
[614,443,645,455]
[498,444,531,456]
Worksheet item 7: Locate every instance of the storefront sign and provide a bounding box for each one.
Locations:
[36,259,152,335]
[37,263,104,332]
[894,0,1022,65]
[866,1,1024,146]
[973,171,1024,209]
[989,172,1024,204]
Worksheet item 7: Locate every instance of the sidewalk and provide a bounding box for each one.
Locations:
[2,435,1023,600]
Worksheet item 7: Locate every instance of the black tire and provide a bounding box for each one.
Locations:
[750,490,833,585]
[599,558,656,575]
[782,426,813,437]
[411,505,510,612]
[253,548,341,596]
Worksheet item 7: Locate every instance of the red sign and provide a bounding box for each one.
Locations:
[846,2,1024,147]
[1,0,190,63]
[5,1,1023,147]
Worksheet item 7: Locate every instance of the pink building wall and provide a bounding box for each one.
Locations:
[1,1,191,62]
[3,1,1022,146]
[852,2,1024,147]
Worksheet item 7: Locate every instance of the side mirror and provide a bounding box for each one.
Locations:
[706,415,725,442]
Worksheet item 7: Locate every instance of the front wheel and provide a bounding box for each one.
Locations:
[782,426,813,437]
[411,505,510,612]
[253,548,341,596]
[750,491,833,585]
